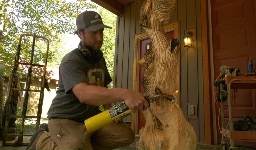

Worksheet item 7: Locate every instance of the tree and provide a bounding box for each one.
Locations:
[0,0,117,132]
[0,0,97,76]
[0,0,116,82]
[99,7,117,86]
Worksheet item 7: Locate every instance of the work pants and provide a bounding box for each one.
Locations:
[36,119,135,150]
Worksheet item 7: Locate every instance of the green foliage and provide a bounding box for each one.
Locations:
[0,0,96,76]
[99,7,116,87]
[0,0,116,84]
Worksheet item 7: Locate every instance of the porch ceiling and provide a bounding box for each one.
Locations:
[91,0,137,16]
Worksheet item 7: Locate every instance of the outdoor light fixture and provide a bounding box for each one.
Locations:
[183,30,193,47]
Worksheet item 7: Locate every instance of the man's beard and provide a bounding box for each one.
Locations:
[84,44,103,62]
[84,41,102,51]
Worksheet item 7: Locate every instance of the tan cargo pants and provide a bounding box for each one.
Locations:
[36,119,135,150]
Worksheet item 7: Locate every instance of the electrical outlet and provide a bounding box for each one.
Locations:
[187,104,197,119]
[188,105,195,115]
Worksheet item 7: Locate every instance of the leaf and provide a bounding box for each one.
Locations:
[1,0,94,76]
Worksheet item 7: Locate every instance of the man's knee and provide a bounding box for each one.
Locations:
[121,127,135,145]
[91,122,135,149]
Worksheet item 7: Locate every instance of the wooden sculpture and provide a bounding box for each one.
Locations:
[136,0,197,149]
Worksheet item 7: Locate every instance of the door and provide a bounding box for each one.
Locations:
[211,0,256,146]
[137,29,176,132]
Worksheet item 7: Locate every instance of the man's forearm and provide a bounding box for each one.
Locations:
[72,83,127,106]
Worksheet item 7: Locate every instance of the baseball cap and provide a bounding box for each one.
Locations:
[76,11,112,31]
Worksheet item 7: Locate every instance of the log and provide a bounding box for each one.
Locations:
[137,0,197,149]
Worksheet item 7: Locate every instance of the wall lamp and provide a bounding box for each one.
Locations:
[183,29,195,47]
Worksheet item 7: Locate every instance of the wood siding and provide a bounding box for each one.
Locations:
[114,0,143,90]
[211,0,256,146]
[114,0,207,143]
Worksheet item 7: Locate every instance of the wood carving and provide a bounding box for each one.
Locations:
[137,0,197,149]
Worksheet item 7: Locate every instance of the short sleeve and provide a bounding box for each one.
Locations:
[102,58,112,87]
[60,60,88,93]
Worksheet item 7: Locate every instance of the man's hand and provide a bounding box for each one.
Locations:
[118,89,149,113]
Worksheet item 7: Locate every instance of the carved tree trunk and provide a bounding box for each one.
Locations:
[137,0,197,149]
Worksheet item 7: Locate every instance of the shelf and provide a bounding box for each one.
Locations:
[11,88,43,92]
[225,76,256,89]
[221,75,256,147]
[222,128,256,140]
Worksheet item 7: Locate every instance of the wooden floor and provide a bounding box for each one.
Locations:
[114,136,223,150]
[0,136,255,150]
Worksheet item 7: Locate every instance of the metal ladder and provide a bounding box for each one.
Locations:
[2,33,49,146]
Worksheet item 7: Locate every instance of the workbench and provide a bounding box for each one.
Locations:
[221,75,256,149]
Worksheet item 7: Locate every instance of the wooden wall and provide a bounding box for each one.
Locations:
[114,0,206,143]
[114,0,143,90]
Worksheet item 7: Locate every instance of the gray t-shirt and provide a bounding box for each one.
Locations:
[47,48,112,122]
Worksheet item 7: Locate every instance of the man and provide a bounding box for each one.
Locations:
[26,10,149,150]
